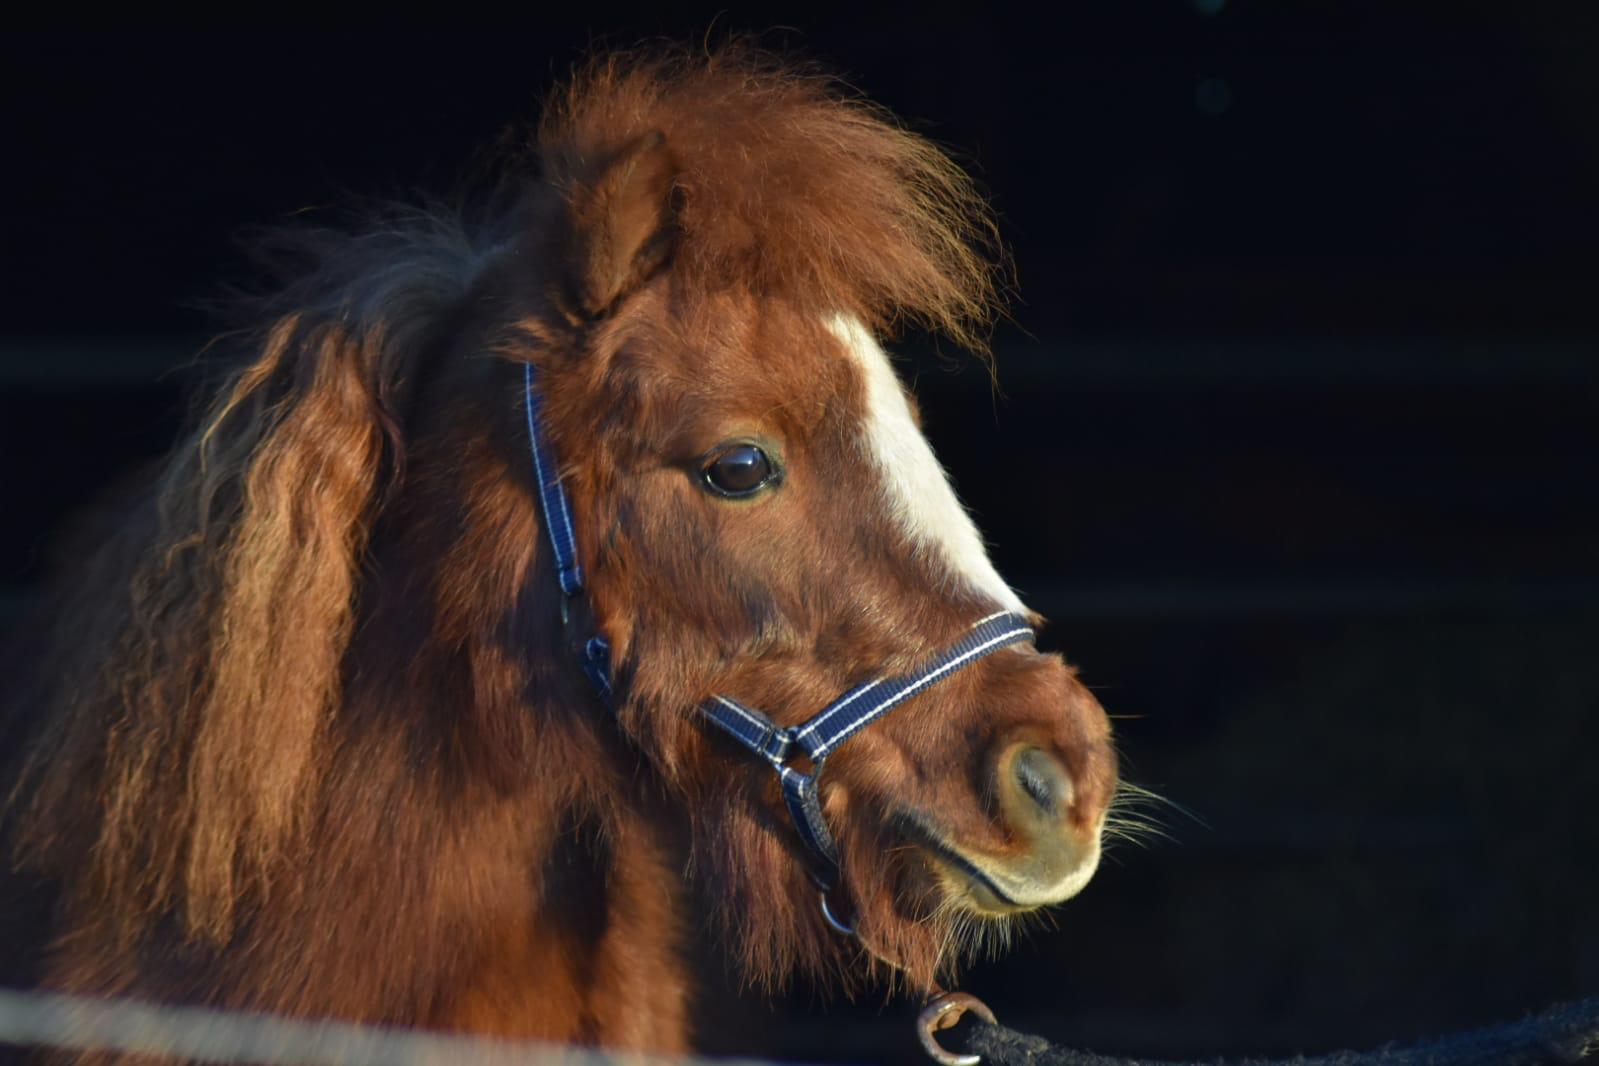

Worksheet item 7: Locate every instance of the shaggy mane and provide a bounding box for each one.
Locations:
[538,44,1005,350]
[5,219,491,943]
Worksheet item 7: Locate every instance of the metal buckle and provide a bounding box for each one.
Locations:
[917,991,997,1066]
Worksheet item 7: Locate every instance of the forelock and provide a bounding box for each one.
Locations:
[537,43,1006,352]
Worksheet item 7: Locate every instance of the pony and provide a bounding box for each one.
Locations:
[1,45,1116,1057]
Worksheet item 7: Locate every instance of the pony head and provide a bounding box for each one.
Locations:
[513,49,1117,987]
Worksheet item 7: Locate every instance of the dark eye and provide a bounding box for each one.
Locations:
[701,443,778,497]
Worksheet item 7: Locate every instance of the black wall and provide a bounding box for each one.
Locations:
[3,12,1597,1062]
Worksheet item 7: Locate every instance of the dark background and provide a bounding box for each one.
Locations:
[3,10,1597,1063]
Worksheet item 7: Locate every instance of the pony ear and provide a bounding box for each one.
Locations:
[560,130,679,316]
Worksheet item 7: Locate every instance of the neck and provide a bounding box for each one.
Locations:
[318,420,693,1047]
[25,399,693,1051]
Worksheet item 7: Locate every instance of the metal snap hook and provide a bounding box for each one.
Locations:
[917,991,997,1066]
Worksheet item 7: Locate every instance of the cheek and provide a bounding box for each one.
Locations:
[599,472,821,644]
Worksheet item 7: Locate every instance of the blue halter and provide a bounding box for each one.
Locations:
[522,362,1034,893]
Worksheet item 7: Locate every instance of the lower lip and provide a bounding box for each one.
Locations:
[938,859,1027,913]
[938,852,1023,908]
[894,815,1027,910]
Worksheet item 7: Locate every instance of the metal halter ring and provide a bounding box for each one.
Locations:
[917,991,997,1066]
[818,888,855,936]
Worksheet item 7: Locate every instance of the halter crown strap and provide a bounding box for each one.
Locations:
[522,361,1035,889]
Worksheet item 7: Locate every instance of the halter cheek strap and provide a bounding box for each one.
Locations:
[522,362,1035,889]
[523,363,585,598]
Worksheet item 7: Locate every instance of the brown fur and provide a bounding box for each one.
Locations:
[2,44,1114,1059]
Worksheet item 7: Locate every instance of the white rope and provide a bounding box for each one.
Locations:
[0,987,766,1065]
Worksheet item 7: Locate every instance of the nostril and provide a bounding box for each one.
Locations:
[1013,747,1072,818]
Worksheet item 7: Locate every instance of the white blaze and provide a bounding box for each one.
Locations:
[829,316,1027,614]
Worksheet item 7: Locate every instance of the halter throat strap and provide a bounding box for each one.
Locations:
[521,361,1035,888]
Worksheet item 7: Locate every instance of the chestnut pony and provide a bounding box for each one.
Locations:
[2,47,1115,1056]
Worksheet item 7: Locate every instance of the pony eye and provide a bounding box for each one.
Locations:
[702,444,777,497]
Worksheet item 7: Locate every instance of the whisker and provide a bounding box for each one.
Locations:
[1114,780,1208,828]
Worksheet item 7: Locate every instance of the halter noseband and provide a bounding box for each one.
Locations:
[522,362,1034,896]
